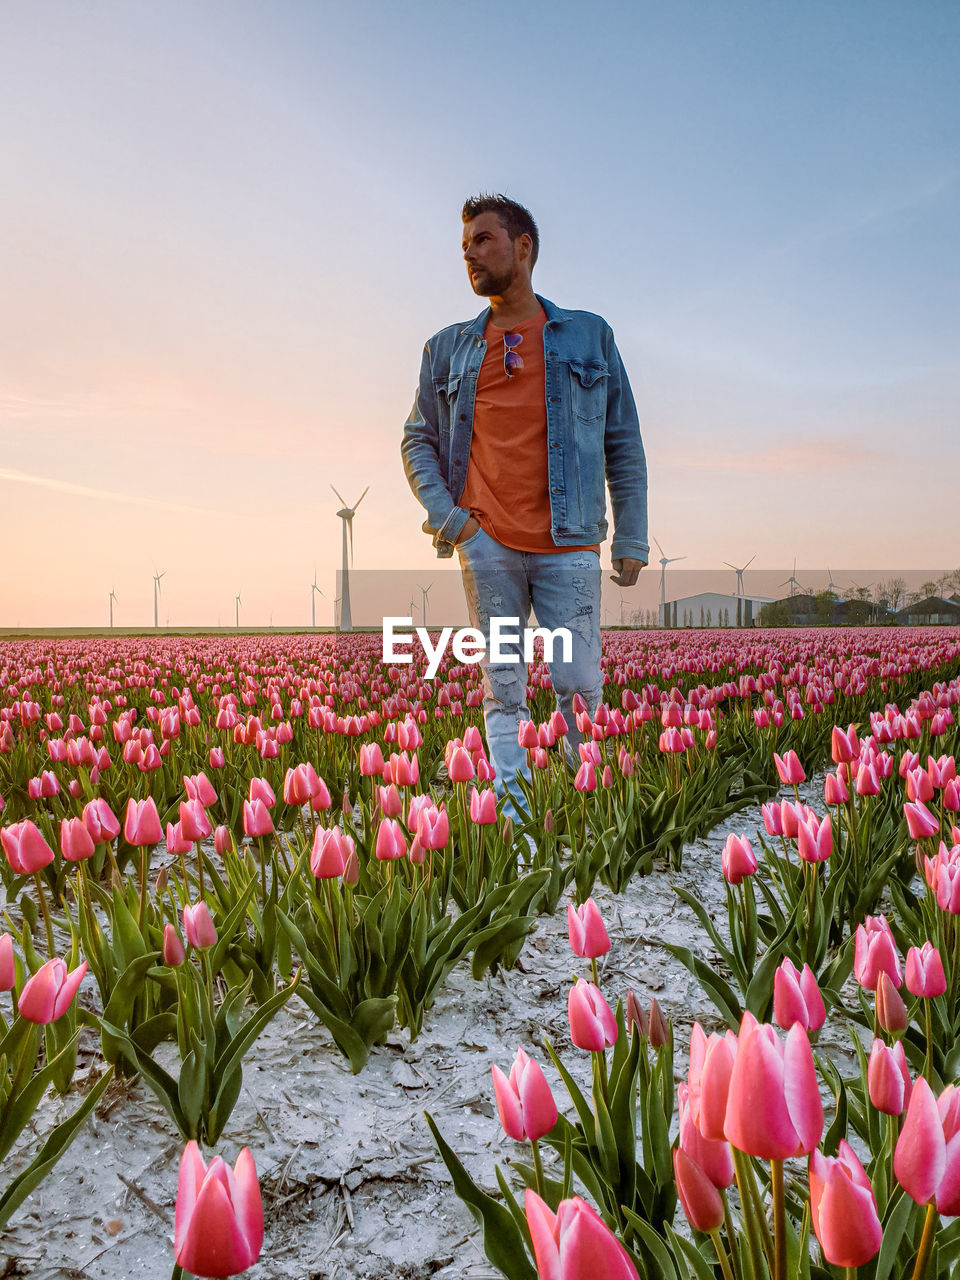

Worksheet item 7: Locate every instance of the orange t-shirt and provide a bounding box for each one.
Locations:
[459,306,600,554]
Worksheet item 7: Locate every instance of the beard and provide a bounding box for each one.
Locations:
[469,264,516,296]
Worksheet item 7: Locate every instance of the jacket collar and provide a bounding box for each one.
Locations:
[459,293,571,336]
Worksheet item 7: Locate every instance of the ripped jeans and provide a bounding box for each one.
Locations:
[456,526,604,824]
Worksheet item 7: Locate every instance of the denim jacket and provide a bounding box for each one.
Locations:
[401,294,648,562]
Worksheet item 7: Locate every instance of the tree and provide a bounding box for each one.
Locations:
[813,590,835,624]
[759,600,790,627]
[876,577,906,612]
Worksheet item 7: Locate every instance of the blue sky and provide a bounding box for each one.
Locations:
[1,1,957,625]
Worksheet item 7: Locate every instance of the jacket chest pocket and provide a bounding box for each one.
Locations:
[567,360,608,423]
[434,374,462,459]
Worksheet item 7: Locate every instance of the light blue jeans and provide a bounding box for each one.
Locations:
[456,526,604,825]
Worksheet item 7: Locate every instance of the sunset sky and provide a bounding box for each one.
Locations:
[2,1,958,627]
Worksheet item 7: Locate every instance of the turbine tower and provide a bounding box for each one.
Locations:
[654,538,685,627]
[331,484,369,632]
[235,592,242,629]
[109,586,118,629]
[153,570,165,629]
[311,572,326,628]
[418,582,432,632]
[724,554,756,598]
[779,558,803,598]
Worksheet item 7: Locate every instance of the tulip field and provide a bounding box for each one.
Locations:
[2,628,960,1279]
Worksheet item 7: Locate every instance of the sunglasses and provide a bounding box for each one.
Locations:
[503,332,524,378]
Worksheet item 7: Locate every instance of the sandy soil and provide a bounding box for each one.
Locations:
[1,772,854,1280]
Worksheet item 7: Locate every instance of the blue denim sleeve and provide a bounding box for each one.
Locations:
[602,327,649,564]
[401,343,469,556]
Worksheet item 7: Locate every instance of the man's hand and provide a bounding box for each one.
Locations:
[455,516,482,544]
[609,558,646,587]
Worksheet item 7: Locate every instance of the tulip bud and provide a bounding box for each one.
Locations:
[648,997,670,1048]
[183,901,218,949]
[876,971,909,1033]
[905,941,947,999]
[625,988,647,1038]
[674,1148,725,1233]
[163,924,186,966]
[867,1038,910,1115]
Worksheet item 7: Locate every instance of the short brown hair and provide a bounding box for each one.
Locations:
[461,193,539,268]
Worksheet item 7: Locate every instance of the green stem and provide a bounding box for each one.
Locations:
[911,1201,938,1280]
[924,997,934,1081]
[531,1138,546,1200]
[138,845,150,931]
[722,1192,743,1280]
[33,872,55,955]
[195,841,205,900]
[731,1149,763,1280]
[771,1158,786,1280]
[590,956,600,988]
[709,1228,737,1280]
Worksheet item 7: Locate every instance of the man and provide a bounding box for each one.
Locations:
[402,193,648,824]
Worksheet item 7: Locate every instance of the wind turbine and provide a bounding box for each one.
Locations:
[331,485,369,632]
[311,572,326,628]
[654,538,685,627]
[153,570,165,629]
[418,582,432,632]
[235,592,242,629]
[724,554,756,599]
[779,558,803,598]
[109,586,118,629]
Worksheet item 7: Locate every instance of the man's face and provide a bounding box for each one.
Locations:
[462,211,528,296]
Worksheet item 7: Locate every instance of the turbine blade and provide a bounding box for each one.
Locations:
[348,517,354,565]
[353,485,369,510]
[331,484,348,507]
[744,554,756,570]
[653,537,665,559]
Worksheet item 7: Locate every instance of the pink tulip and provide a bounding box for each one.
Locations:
[854,915,902,990]
[524,1189,639,1280]
[82,798,120,845]
[895,1076,953,1208]
[906,767,935,804]
[0,934,14,991]
[491,1047,557,1142]
[209,746,226,769]
[773,958,825,1032]
[721,833,757,884]
[18,957,87,1023]
[375,817,407,861]
[1,820,56,874]
[214,825,233,857]
[60,816,96,863]
[567,979,617,1053]
[723,1012,822,1160]
[416,802,450,850]
[174,1140,263,1277]
[359,742,385,776]
[774,749,805,785]
[673,1148,725,1233]
[179,799,212,843]
[248,777,275,808]
[447,746,475,783]
[183,901,218,949]
[573,762,598,791]
[867,1038,911,1115]
[797,815,833,863]
[823,771,849,806]
[761,802,784,837]
[184,772,218,807]
[831,724,859,764]
[518,720,539,749]
[876,971,909,1033]
[376,783,403,818]
[677,1082,733,1189]
[906,941,947,998]
[567,899,610,958]
[809,1140,882,1267]
[311,827,352,879]
[163,924,186,966]
[469,786,498,825]
[905,800,939,840]
[242,799,274,838]
[124,796,163,846]
[688,1023,738,1142]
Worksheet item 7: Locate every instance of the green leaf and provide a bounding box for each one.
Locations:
[621,1209,678,1280]
[0,1066,114,1228]
[425,1112,537,1280]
